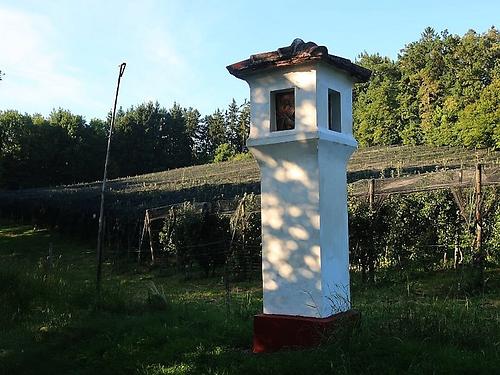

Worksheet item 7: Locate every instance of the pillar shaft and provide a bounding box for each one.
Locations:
[250,132,355,317]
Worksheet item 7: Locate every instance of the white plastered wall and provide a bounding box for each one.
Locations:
[247,64,318,140]
[316,62,354,135]
[245,63,357,317]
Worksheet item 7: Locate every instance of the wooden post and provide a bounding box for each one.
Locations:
[224,194,247,313]
[163,207,176,250]
[474,163,484,285]
[368,179,375,210]
[146,211,155,265]
[241,198,248,280]
[48,242,53,268]
[138,214,147,264]
[454,234,462,269]
[366,179,376,283]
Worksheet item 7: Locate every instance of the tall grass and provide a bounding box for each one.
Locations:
[1,223,499,374]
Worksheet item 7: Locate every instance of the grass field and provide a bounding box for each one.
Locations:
[1,222,499,374]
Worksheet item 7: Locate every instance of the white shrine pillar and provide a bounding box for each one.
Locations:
[227,39,371,352]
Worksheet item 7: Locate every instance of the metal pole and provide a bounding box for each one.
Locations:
[96,62,126,292]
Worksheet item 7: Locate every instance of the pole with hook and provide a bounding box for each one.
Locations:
[96,62,126,292]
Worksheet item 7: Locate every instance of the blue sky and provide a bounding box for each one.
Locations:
[0,0,498,120]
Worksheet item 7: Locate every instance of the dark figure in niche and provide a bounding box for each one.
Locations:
[275,91,295,130]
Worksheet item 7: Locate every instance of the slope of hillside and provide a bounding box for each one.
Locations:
[0,146,500,207]
[1,144,498,250]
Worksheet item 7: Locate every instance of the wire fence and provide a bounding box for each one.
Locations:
[2,148,499,282]
[134,163,499,281]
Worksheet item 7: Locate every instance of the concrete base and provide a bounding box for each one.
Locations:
[252,309,360,353]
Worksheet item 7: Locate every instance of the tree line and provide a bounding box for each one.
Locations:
[354,27,499,148]
[0,100,250,188]
[1,27,498,189]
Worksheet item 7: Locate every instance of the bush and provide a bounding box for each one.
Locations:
[160,203,228,277]
[158,195,262,279]
[348,198,390,282]
[229,152,253,162]
[213,143,236,163]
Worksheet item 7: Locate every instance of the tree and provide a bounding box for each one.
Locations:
[353,27,499,148]
[395,27,499,146]
[225,99,241,152]
[193,115,214,163]
[48,108,92,184]
[354,53,402,146]
[207,109,227,150]
[238,100,250,152]
[112,101,194,177]
[112,102,162,177]
[0,111,33,188]
[184,107,201,160]
[30,115,70,186]
[164,103,193,169]
[397,27,447,145]
[456,78,500,148]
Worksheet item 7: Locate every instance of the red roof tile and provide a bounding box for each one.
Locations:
[227,38,371,83]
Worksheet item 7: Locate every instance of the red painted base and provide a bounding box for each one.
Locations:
[252,309,360,353]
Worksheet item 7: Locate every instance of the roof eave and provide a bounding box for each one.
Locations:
[227,56,371,83]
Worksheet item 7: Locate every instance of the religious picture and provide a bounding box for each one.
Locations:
[275,90,295,131]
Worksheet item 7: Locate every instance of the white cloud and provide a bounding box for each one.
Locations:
[0,6,99,116]
[124,23,196,107]
[133,26,191,98]
[0,2,221,119]
[144,27,184,69]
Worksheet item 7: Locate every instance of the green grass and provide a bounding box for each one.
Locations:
[1,223,499,374]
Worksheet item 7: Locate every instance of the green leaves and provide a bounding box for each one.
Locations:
[354,27,500,149]
[455,78,500,148]
[354,53,402,147]
[213,143,236,163]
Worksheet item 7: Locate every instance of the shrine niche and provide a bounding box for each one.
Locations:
[272,89,295,131]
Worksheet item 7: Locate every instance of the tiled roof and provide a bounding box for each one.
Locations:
[227,38,371,83]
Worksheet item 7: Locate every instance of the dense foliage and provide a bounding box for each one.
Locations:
[159,196,262,280]
[160,203,229,277]
[157,190,499,280]
[354,27,500,148]
[0,100,250,188]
